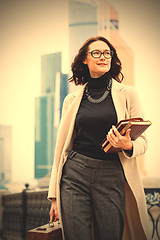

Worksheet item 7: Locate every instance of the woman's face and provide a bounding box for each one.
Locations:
[83,40,112,78]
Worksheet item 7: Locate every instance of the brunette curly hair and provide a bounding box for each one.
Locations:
[68,36,124,85]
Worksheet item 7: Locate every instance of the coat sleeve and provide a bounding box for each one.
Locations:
[122,86,148,159]
[47,93,73,200]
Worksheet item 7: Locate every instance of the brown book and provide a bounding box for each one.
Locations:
[101,118,152,153]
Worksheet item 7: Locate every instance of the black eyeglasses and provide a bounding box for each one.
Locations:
[88,50,114,59]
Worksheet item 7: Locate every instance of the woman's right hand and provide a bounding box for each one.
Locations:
[49,198,59,222]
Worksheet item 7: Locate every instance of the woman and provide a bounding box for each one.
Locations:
[48,36,150,240]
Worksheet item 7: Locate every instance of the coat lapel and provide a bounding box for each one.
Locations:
[60,85,86,153]
[111,80,127,123]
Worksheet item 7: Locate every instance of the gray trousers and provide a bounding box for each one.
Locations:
[60,151,125,240]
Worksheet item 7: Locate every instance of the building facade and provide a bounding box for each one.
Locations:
[0,125,12,187]
[35,53,68,179]
[69,0,134,86]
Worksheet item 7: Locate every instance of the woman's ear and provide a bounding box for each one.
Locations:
[83,58,87,65]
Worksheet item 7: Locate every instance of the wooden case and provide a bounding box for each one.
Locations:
[28,221,62,240]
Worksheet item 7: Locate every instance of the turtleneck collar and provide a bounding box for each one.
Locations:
[87,72,111,89]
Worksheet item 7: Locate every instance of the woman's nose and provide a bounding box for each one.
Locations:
[99,54,105,60]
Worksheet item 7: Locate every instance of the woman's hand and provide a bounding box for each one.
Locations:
[107,125,133,150]
[49,198,59,222]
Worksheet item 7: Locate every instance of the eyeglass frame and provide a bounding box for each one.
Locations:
[88,50,114,59]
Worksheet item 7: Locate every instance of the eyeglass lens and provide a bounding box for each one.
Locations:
[91,50,113,59]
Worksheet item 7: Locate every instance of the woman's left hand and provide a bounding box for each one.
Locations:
[107,125,133,150]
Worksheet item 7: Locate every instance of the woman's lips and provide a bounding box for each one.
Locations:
[97,63,107,66]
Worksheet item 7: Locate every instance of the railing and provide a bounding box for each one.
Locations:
[0,188,159,240]
[145,188,160,240]
[26,190,50,231]
[1,189,50,240]
[1,191,26,240]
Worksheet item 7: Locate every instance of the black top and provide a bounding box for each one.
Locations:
[73,72,120,160]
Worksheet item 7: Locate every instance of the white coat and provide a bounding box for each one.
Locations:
[48,79,151,240]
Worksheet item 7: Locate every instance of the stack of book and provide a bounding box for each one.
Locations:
[101,118,152,153]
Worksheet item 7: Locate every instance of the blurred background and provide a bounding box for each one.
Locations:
[0,0,160,189]
[0,0,160,238]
